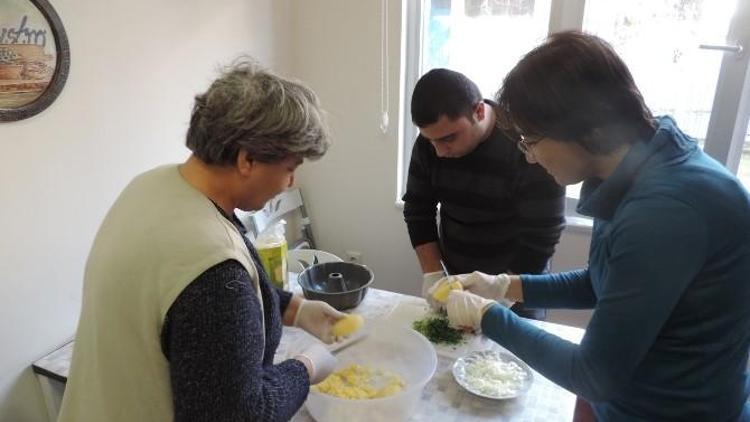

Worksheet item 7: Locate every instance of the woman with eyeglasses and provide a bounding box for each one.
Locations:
[437,31,750,421]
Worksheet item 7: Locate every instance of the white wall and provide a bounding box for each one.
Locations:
[289,0,421,295]
[289,0,593,322]
[0,1,292,420]
[0,1,594,419]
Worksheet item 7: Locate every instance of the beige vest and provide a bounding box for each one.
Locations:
[58,165,260,422]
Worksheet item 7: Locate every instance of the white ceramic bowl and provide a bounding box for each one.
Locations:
[305,321,437,422]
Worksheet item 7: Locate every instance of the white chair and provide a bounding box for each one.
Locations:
[236,187,316,249]
[287,249,343,273]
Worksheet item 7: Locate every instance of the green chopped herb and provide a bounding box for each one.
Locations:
[412,315,464,345]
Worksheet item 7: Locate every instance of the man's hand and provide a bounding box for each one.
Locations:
[422,271,447,310]
[456,271,514,306]
[445,290,496,331]
[293,299,347,344]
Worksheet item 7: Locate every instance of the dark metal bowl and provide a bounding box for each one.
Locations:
[298,262,374,310]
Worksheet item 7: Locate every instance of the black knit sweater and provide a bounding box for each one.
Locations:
[161,213,309,421]
[403,105,565,275]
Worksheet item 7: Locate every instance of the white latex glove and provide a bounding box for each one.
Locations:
[445,290,496,331]
[293,299,347,344]
[294,343,338,384]
[422,271,447,310]
[456,271,514,306]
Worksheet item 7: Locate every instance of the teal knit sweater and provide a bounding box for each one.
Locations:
[481,117,750,421]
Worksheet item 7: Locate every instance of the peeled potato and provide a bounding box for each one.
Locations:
[332,314,365,337]
[431,280,463,303]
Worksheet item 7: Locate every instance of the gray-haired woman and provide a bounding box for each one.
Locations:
[60,59,345,422]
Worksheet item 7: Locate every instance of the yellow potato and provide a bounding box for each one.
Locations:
[313,364,405,399]
[431,280,463,303]
[332,314,365,337]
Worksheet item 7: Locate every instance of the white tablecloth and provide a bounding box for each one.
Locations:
[282,277,585,422]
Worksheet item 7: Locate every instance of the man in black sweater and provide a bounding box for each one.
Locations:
[403,68,565,319]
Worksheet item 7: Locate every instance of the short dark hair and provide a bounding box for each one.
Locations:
[495,31,654,154]
[411,68,483,127]
[186,58,329,166]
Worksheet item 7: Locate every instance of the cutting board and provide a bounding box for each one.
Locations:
[383,296,494,359]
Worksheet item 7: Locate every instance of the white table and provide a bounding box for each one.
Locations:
[281,277,585,422]
[33,282,584,422]
[32,340,73,421]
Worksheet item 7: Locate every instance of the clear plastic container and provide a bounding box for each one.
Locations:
[305,321,437,422]
[255,220,288,290]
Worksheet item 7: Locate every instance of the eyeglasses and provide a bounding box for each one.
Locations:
[517,133,544,155]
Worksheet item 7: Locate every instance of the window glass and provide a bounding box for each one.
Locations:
[422,0,552,97]
[582,0,737,146]
[737,130,750,187]
[403,0,750,209]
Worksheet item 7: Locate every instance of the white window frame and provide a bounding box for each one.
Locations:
[397,0,750,231]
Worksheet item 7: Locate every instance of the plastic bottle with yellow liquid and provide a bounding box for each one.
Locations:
[255,220,288,290]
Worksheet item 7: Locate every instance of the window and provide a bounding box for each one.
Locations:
[421,0,552,95]
[400,0,750,223]
[738,130,750,186]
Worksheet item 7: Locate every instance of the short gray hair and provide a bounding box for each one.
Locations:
[186,58,330,165]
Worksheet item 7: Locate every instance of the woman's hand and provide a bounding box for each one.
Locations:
[293,299,347,344]
[445,290,496,331]
[456,271,514,305]
[294,343,337,384]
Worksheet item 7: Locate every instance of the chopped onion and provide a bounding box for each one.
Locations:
[463,356,527,397]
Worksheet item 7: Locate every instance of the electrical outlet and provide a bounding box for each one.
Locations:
[345,250,363,264]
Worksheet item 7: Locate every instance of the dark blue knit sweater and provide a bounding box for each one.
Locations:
[161,213,309,421]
